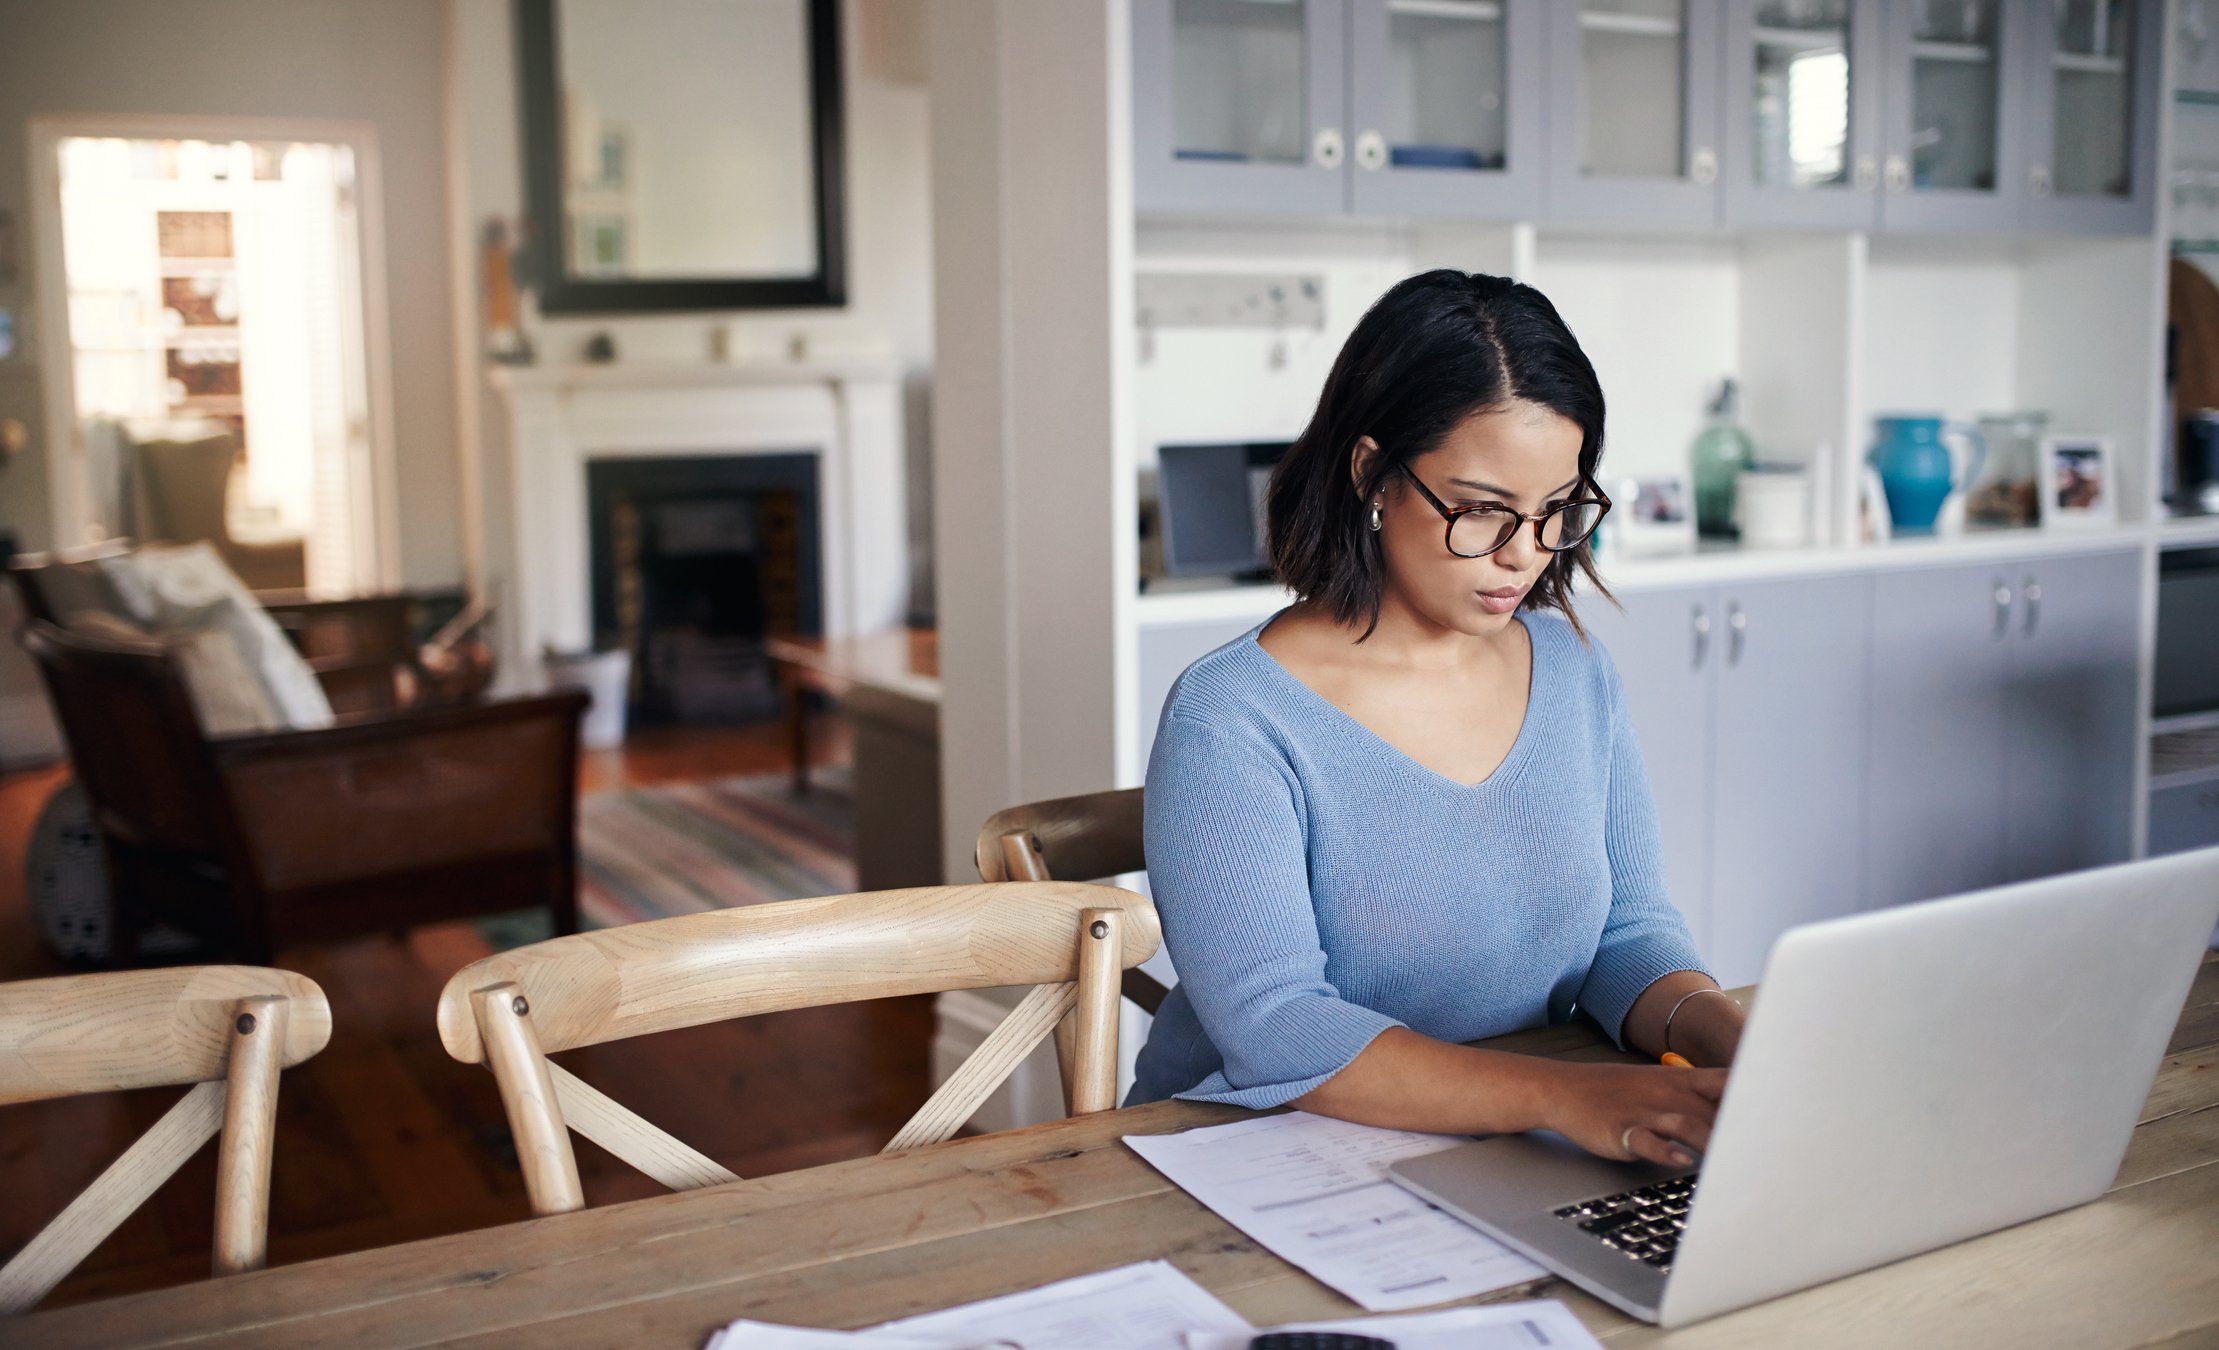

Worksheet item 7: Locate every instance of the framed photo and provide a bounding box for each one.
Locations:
[1601,473,1697,558]
[2040,435,2116,526]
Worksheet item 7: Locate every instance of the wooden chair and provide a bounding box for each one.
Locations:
[0,965,331,1314]
[976,788,1166,1015]
[17,620,586,963]
[434,881,1158,1217]
[976,789,1168,1111]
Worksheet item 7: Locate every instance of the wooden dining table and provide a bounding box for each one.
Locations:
[17,952,2219,1349]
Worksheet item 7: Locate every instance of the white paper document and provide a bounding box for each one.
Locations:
[1184,1299,1603,1350]
[874,1260,1252,1350]
[706,1260,1252,1350]
[1124,1111,1547,1312]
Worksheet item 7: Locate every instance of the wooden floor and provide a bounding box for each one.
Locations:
[0,717,938,1310]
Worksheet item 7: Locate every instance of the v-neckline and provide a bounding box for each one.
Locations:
[1249,611,1551,793]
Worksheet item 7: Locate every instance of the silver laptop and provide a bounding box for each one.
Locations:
[1388,847,2219,1328]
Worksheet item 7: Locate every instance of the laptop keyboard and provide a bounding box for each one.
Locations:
[1552,1174,1699,1272]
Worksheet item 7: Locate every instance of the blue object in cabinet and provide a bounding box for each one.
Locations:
[1344,0,1545,220]
[1132,0,1350,216]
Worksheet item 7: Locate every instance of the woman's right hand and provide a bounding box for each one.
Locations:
[1543,1061,1728,1168]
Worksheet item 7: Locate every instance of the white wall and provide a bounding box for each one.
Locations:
[0,0,465,587]
[447,0,935,620]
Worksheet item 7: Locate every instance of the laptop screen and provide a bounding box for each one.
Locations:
[1157,441,1289,577]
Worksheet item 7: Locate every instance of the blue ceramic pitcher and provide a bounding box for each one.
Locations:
[1869,415,1986,533]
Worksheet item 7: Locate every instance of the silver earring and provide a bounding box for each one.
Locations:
[1368,500,1382,532]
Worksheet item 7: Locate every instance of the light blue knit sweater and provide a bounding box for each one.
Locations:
[1128,609,1711,1110]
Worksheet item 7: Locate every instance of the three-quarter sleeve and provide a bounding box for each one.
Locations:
[1144,713,1404,1108]
[1573,657,1713,1048]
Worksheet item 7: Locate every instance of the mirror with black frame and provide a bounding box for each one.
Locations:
[515,0,846,313]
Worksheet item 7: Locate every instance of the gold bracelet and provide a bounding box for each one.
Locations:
[1662,986,1731,1058]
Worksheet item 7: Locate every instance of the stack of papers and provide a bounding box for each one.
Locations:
[1123,1111,1547,1311]
[704,1261,1599,1350]
[705,1261,1247,1350]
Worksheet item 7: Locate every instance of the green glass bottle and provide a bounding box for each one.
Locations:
[1692,377,1756,539]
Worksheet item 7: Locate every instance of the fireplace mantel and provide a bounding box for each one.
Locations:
[488,360,907,673]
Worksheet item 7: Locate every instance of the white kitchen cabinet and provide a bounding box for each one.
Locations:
[1866,548,2142,910]
[1591,572,1869,986]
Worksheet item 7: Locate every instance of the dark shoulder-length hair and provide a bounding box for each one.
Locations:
[1265,269,1610,638]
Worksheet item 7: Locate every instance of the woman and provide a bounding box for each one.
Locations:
[1130,270,1743,1171]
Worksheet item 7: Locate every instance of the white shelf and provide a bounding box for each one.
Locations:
[2054,52,2127,75]
[2153,709,2219,736]
[1136,581,1292,625]
[1599,524,2153,593]
[2158,513,2219,548]
[1911,40,1993,64]
[1579,11,1680,39]
[1386,0,1501,21]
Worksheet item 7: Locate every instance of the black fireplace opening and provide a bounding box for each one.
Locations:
[587,454,822,725]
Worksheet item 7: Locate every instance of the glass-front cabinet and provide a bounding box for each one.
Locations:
[2023,0,2161,234]
[1722,0,1884,228]
[1875,0,2025,231]
[1544,1,1725,227]
[1132,0,2163,236]
[1132,0,1349,214]
[1345,0,1543,218]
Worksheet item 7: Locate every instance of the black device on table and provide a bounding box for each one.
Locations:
[1248,1334,1396,1350]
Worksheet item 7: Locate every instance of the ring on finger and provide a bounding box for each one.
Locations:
[1620,1126,1637,1156]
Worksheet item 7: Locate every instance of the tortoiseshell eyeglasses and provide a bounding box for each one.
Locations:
[1396,464,1612,559]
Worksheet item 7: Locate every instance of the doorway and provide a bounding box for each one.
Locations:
[33,120,392,594]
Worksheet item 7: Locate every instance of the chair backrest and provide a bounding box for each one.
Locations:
[18,619,228,858]
[434,881,1159,1216]
[131,429,238,548]
[0,965,331,1313]
[974,788,1166,1016]
[974,787,1146,885]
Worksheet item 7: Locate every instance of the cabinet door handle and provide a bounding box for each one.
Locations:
[1354,130,1387,171]
[2022,577,2042,639]
[1854,154,1879,192]
[2030,162,2052,197]
[1313,128,1345,169]
[1690,147,1718,186]
[1991,580,2014,640]
[1726,603,1747,667]
[1883,153,1910,193]
[1692,604,1711,670]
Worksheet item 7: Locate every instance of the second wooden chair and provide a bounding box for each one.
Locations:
[435,881,1159,1216]
[0,965,331,1314]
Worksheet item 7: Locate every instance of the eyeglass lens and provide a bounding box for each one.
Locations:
[1447,501,1605,557]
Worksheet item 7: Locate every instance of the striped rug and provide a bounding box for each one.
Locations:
[577,770,857,928]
